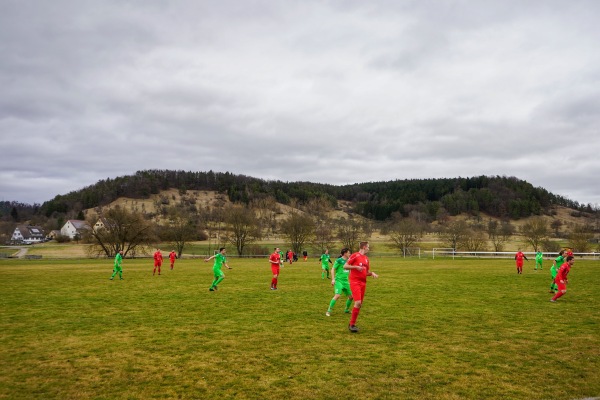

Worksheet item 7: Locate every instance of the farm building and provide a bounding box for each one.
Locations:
[60,220,91,239]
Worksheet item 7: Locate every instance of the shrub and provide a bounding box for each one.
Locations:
[242,244,270,256]
[55,235,71,243]
[542,239,561,253]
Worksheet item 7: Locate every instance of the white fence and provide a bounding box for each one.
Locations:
[428,250,600,260]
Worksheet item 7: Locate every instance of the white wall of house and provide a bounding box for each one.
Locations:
[61,221,79,239]
[11,227,24,241]
[60,220,89,239]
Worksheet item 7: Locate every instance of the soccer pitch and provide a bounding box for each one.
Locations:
[1,257,599,399]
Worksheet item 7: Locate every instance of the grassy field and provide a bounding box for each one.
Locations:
[1,256,599,400]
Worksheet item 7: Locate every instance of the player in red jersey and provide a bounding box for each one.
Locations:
[169,250,177,270]
[287,249,294,265]
[514,249,528,274]
[550,256,574,302]
[565,248,574,258]
[269,247,282,290]
[153,248,163,275]
[344,241,378,333]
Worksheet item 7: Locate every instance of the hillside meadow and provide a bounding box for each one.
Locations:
[1,256,599,400]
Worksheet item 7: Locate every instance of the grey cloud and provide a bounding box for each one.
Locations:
[1,0,599,206]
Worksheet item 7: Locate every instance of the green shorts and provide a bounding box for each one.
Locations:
[322,265,330,270]
[213,268,224,279]
[334,280,352,296]
[113,265,122,272]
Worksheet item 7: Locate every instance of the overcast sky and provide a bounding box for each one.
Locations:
[1,1,599,207]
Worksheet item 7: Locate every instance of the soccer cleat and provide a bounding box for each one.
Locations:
[344,309,350,313]
[326,311,331,317]
[120,278,123,280]
[550,299,556,302]
[209,288,214,291]
[348,325,359,333]
[110,278,113,280]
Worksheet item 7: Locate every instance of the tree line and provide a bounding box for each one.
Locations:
[2,170,599,255]
[27,170,598,222]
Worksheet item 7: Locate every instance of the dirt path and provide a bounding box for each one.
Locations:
[14,247,29,258]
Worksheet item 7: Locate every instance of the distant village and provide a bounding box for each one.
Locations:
[9,219,104,245]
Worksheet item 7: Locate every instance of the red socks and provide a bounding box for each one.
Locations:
[552,292,564,301]
[271,278,278,288]
[350,308,360,325]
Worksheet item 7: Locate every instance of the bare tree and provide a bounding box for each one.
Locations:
[250,196,279,239]
[568,224,594,252]
[464,230,489,252]
[521,217,549,251]
[281,212,315,254]
[162,207,199,258]
[389,217,423,255]
[223,205,261,256]
[86,206,155,258]
[337,217,368,253]
[313,219,337,253]
[439,220,470,250]
[487,219,514,252]
[200,205,226,253]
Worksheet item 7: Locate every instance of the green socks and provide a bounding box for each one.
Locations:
[345,298,353,312]
[328,299,337,312]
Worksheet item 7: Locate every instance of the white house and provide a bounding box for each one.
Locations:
[11,225,46,244]
[60,220,91,239]
[93,216,111,232]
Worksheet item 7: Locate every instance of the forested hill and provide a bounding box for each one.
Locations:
[32,170,594,222]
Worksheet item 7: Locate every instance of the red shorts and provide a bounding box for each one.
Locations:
[271,265,280,275]
[516,262,523,267]
[556,280,567,291]
[350,280,366,302]
[154,261,162,267]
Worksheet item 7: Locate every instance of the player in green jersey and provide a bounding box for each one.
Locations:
[205,247,232,291]
[320,249,333,279]
[549,250,564,293]
[535,250,543,270]
[110,251,124,280]
[326,248,353,316]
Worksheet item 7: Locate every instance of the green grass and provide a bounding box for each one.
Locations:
[1,257,599,399]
